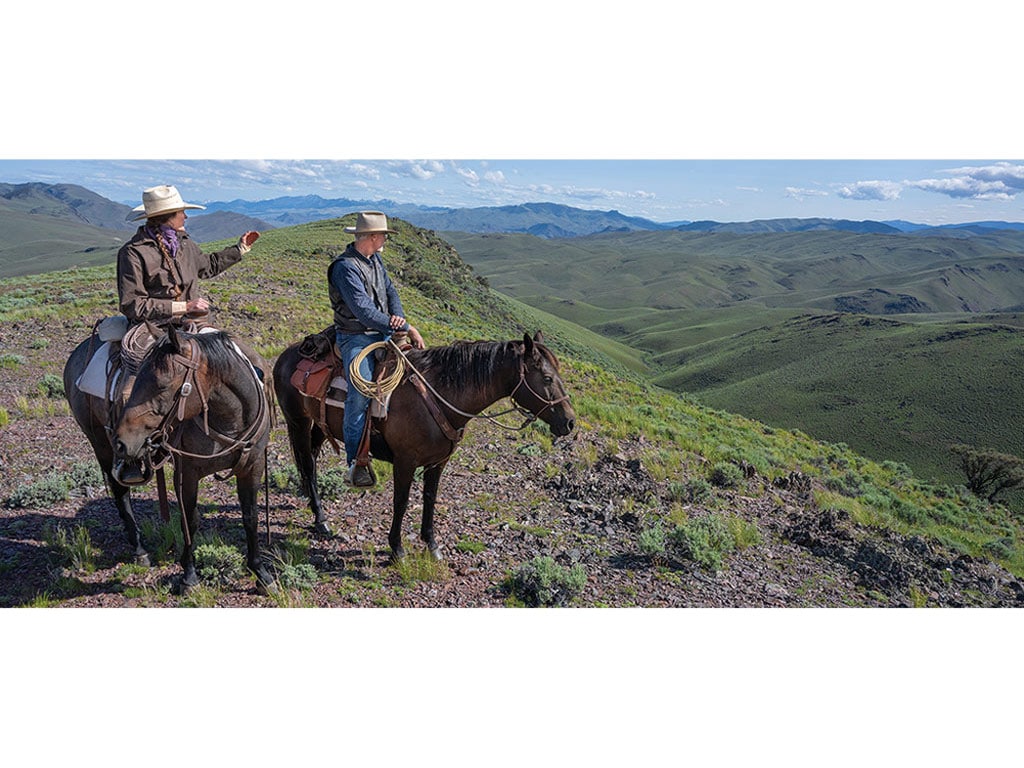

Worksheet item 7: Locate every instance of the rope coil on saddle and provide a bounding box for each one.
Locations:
[348,341,407,402]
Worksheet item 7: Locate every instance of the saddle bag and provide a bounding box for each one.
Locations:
[290,357,337,400]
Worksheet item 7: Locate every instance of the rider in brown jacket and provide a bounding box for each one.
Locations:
[117,184,259,325]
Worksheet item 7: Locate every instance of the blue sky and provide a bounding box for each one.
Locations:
[6,6,1022,227]
[3,158,1024,226]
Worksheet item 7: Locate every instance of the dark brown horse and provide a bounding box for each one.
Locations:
[273,331,576,561]
[64,325,275,593]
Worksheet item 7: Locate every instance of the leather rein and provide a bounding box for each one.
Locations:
[146,337,270,465]
[392,339,570,436]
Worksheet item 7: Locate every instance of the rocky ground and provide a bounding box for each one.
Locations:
[3,315,1024,609]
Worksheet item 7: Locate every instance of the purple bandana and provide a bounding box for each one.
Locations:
[146,223,180,258]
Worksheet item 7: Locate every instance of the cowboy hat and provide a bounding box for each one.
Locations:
[344,211,397,235]
[129,185,206,221]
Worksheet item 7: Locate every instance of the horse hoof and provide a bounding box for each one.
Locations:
[256,579,279,597]
[135,552,151,567]
[173,577,197,596]
[429,546,445,562]
[313,522,333,538]
[388,548,406,565]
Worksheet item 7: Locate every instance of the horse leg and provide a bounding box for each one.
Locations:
[237,469,277,595]
[307,426,331,537]
[88,430,150,566]
[388,462,417,562]
[420,462,448,561]
[109,472,150,566]
[175,472,201,595]
[285,414,331,537]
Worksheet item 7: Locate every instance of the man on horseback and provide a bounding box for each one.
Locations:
[328,211,425,486]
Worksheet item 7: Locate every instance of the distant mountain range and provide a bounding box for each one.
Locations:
[5,180,1024,279]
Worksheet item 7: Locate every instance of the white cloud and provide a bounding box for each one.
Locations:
[908,177,1015,200]
[785,186,830,201]
[836,180,902,201]
[942,162,1024,191]
[347,163,382,181]
[386,160,444,180]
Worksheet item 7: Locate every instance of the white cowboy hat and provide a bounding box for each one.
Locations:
[129,185,206,221]
[344,211,397,235]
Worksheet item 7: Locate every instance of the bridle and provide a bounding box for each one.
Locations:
[507,354,571,427]
[143,336,270,463]
[390,338,570,432]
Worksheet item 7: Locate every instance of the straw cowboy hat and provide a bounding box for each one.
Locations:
[129,185,206,221]
[344,211,397,235]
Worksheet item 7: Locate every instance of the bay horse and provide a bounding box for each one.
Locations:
[273,331,576,561]
[64,325,275,594]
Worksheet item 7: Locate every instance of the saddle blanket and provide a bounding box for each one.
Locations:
[75,327,261,400]
[325,376,388,418]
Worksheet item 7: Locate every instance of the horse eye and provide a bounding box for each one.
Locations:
[543,376,554,385]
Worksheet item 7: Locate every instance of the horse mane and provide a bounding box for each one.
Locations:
[407,337,561,390]
[149,330,239,379]
[408,340,518,390]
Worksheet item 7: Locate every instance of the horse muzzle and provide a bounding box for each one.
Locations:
[112,455,154,486]
[111,434,163,486]
[550,417,575,437]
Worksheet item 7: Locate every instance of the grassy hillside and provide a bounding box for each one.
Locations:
[4,216,1024,608]
[446,229,1024,314]
[0,208,124,277]
[447,230,1024,491]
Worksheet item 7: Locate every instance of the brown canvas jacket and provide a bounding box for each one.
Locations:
[116,226,244,324]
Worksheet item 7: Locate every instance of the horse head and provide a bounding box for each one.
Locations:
[111,325,196,485]
[513,331,576,437]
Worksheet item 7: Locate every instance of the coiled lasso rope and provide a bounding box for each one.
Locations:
[348,340,407,404]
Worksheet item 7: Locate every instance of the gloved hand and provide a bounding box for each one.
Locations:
[238,231,260,254]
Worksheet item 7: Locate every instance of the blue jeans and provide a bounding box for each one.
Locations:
[335,332,388,465]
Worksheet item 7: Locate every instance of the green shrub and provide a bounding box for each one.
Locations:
[65,462,104,492]
[709,462,744,489]
[268,464,300,493]
[726,516,763,549]
[278,562,318,590]
[267,538,319,590]
[38,374,65,398]
[684,478,713,502]
[638,524,667,558]
[194,542,245,584]
[141,516,183,564]
[666,481,691,503]
[45,523,99,573]
[0,407,8,429]
[0,353,26,369]
[456,538,486,554]
[668,514,735,572]
[505,556,586,607]
[6,473,69,508]
[393,549,450,584]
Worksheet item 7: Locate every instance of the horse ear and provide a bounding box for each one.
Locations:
[523,332,534,356]
[164,323,181,353]
[533,330,546,345]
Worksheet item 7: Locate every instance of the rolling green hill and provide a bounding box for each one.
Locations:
[446,229,1024,491]
[4,215,1024,605]
[0,183,131,277]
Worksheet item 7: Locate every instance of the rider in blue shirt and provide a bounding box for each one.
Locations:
[328,212,425,486]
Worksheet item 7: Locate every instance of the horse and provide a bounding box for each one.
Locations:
[273,330,576,561]
[64,324,276,594]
